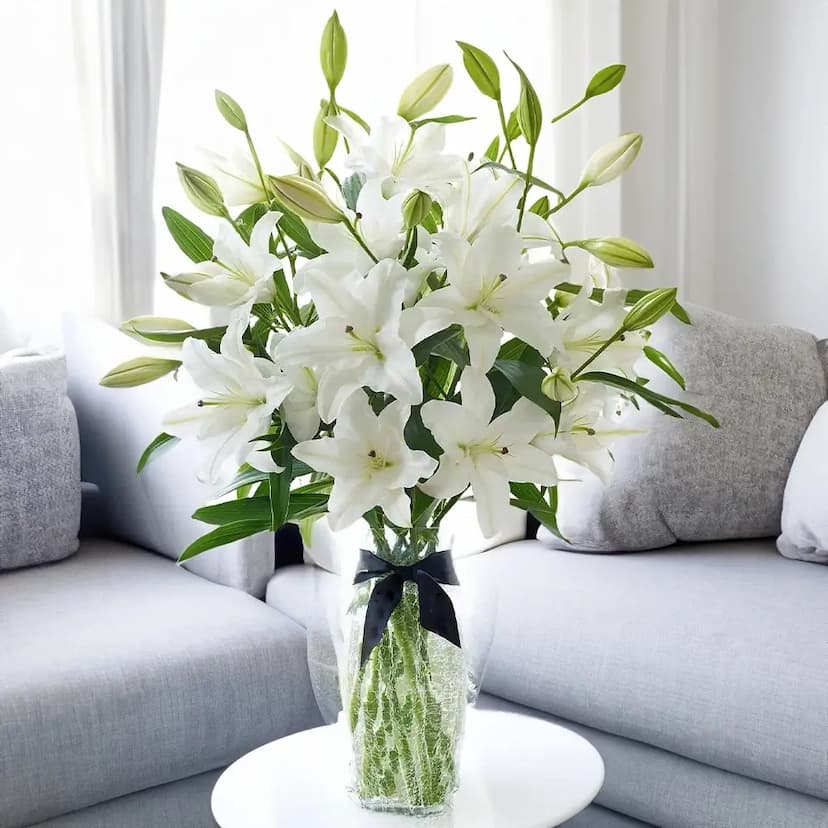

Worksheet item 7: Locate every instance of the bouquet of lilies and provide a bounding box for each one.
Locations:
[102,11,716,564]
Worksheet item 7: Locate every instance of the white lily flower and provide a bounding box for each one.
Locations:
[300,179,438,302]
[326,114,464,199]
[292,391,437,530]
[549,285,646,376]
[277,258,430,423]
[421,368,557,538]
[266,332,321,442]
[163,211,283,308]
[162,314,292,483]
[441,162,561,252]
[416,225,568,371]
[203,148,268,206]
[531,385,639,484]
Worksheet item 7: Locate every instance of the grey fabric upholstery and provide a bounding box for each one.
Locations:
[30,770,220,828]
[563,806,651,827]
[472,540,828,802]
[542,306,827,551]
[0,352,80,570]
[819,338,828,380]
[481,696,828,828]
[0,539,323,828]
[62,314,274,596]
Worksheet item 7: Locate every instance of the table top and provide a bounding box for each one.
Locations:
[211,708,604,828]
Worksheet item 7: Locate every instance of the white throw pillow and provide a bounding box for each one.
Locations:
[304,499,527,575]
[777,401,828,564]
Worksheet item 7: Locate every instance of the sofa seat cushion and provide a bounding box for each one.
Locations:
[469,540,828,803]
[0,540,322,828]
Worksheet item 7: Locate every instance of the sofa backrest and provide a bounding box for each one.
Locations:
[542,304,828,552]
[62,314,275,596]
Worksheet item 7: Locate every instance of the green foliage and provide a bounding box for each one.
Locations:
[161,207,214,262]
[137,433,179,473]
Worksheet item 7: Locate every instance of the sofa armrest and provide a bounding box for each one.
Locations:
[62,314,274,596]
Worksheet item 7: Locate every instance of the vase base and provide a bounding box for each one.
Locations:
[354,794,453,817]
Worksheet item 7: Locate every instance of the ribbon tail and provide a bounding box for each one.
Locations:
[416,572,461,650]
[360,574,404,666]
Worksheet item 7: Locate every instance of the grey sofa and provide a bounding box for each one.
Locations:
[0,318,323,828]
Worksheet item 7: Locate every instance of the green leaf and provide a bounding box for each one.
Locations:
[410,114,475,128]
[585,64,626,98]
[161,207,214,263]
[509,483,566,541]
[269,447,292,530]
[235,203,267,243]
[643,346,686,390]
[496,338,545,365]
[456,41,501,99]
[214,468,270,498]
[339,105,371,133]
[405,405,443,458]
[476,161,564,200]
[99,356,181,388]
[341,172,366,211]
[178,520,271,562]
[194,496,272,525]
[492,360,561,423]
[483,135,500,160]
[137,432,179,473]
[529,195,550,216]
[278,211,324,257]
[214,89,247,131]
[505,54,542,145]
[580,371,719,427]
[505,107,521,140]
[412,326,461,365]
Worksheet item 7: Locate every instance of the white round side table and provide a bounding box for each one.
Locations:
[211,708,604,828]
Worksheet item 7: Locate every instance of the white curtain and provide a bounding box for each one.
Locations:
[544,0,718,305]
[73,0,166,323]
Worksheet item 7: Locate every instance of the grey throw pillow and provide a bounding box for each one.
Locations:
[0,351,81,569]
[540,306,827,552]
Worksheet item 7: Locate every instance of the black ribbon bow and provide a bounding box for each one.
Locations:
[353,549,461,666]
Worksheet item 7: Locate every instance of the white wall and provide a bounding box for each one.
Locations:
[714,0,828,335]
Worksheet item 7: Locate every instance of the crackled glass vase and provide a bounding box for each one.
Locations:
[342,525,468,815]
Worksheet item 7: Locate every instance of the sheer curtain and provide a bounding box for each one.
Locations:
[73,0,166,324]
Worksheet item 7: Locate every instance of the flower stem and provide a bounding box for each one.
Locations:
[516,142,536,232]
[343,217,379,263]
[496,98,517,168]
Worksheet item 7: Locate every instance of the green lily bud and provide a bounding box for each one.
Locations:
[623,287,678,331]
[176,163,226,217]
[541,367,578,403]
[214,90,247,131]
[313,100,339,169]
[580,133,642,187]
[506,55,542,146]
[585,64,626,99]
[268,174,345,223]
[401,190,433,229]
[121,317,196,346]
[456,41,500,100]
[320,10,347,92]
[398,64,453,122]
[570,237,654,268]
[99,356,182,388]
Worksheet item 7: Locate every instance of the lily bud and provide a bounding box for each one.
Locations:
[580,133,642,188]
[541,367,578,403]
[398,64,453,122]
[320,10,347,91]
[176,163,227,217]
[313,100,339,169]
[571,237,654,269]
[584,64,626,99]
[401,190,433,229]
[99,356,182,388]
[507,55,542,145]
[623,287,678,331]
[268,174,345,223]
[214,89,247,131]
[121,316,196,346]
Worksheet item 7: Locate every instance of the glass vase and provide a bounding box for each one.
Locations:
[341,525,468,815]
